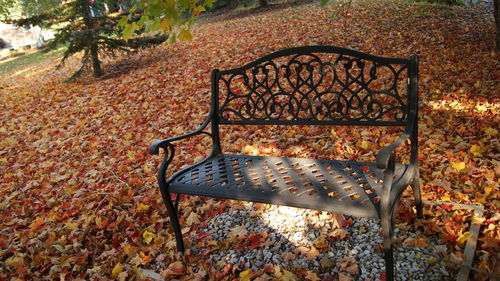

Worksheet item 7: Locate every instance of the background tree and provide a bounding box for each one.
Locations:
[258,0,268,7]
[495,0,499,51]
[15,0,167,79]
[0,0,20,20]
[0,0,63,20]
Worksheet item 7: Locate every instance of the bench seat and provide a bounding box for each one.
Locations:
[170,154,409,217]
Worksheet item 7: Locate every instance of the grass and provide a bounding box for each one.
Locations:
[0,45,65,75]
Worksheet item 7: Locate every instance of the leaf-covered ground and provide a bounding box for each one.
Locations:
[0,0,498,280]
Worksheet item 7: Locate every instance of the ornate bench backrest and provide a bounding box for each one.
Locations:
[213,46,418,126]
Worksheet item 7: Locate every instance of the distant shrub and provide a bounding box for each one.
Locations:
[0,38,6,49]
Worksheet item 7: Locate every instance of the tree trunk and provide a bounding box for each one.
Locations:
[90,43,102,76]
[495,0,499,51]
[229,0,241,8]
[81,0,103,76]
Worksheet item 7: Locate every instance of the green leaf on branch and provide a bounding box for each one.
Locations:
[138,14,149,27]
[122,24,136,40]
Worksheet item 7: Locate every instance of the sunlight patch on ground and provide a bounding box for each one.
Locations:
[426,99,498,114]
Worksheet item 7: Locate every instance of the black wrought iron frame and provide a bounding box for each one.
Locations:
[149,46,420,281]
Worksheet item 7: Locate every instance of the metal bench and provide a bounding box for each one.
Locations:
[150,46,421,281]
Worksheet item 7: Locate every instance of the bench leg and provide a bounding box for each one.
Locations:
[164,193,185,252]
[156,144,185,252]
[381,211,395,281]
[381,154,396,281]
[411,171,423,219]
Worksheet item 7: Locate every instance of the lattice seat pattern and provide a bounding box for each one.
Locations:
[171,155,407,217]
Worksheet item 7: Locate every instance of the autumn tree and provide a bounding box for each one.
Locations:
[120,0,217,42]
[15,0,167,79]
[0,0,64,21]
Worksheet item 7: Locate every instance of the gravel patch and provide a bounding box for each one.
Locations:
[190,203,452,281]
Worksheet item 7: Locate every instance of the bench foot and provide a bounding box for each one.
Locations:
[411,172,423,219]
[383,247,395,281]
[381,213,395,281]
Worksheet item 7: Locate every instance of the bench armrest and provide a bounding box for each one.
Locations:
[149,111,214,155]
[150,129,209,155]
[376,132,411,169]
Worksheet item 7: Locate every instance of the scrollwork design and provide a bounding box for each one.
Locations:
[218,52,409,123]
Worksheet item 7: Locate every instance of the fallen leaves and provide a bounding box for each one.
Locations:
[0,0,498,280]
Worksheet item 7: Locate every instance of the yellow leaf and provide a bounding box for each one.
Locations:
[451,161,466,172]
[136,203,150,212]
[186,211,200,226]
[471,215,485,225]
[359,140,369,149]
[142,230,155,245]
[5,256,24,269]
[485,127,497,136]
[275,265,296,281]
[281,269,297,281]
[29,217,45,232]
[470,144,482,156]
[305,270,320,281]
[484,185,495,196]
[476,105,487,112]
[312,234,329,249]
[112,263,124,278]
[456,231,471,244]
[159,18,171,31]
[65,221,78,230]
[127,150,135,160]
[274,265,282,276]
[124,245,138,257]
[179,29,192,41]
[239,269,253,281]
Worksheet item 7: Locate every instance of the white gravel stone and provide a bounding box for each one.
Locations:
[190,203,453,280]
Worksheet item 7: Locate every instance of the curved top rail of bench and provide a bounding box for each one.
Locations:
[218,45,411,75]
